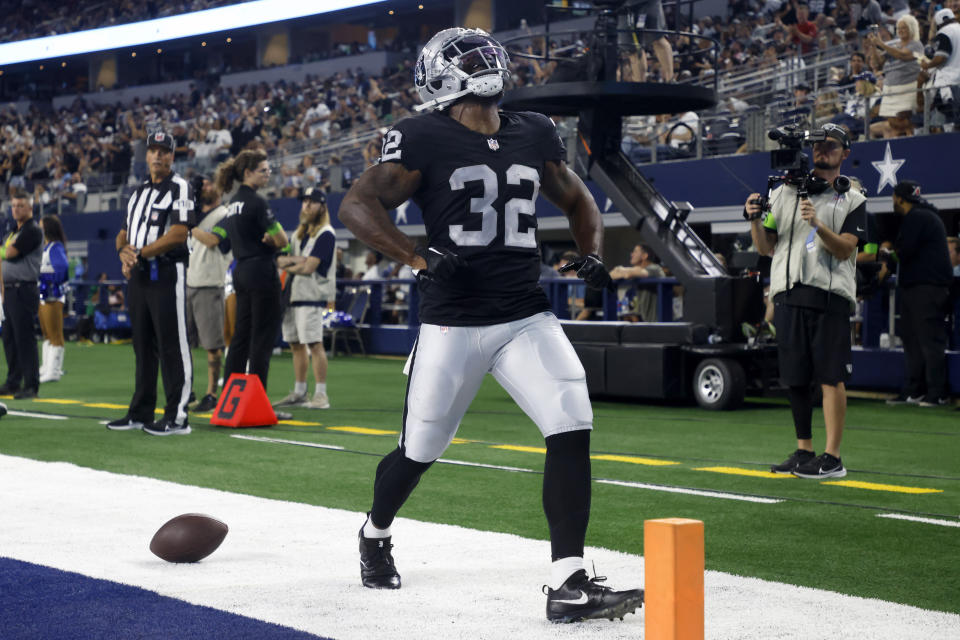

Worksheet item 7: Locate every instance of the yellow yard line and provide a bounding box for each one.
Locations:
[823,480,943,494]
[278,420,323,427]
[491,444,547,454]
[32,398,83,405]
[695,466,795,479]
[327,426,398,436]
[83,403,130,410]
[592,454,679,466]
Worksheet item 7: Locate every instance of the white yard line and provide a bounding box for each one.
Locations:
[0,454,957,640]
[877,513,960,528]
[230,434,345,451]
[596,478,783,504]
[7,410,68,420]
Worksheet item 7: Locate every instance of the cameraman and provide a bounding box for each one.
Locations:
[747,124,866,479]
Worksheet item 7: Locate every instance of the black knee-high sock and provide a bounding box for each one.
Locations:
[787,385,813,442]
[369,447,433,529]
[543,430,591,561]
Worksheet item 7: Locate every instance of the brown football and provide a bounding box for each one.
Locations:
[149,513,228,563]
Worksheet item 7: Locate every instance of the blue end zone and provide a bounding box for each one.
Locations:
[0,557,330,640]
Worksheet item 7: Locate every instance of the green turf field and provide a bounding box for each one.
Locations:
[1,342,958,614]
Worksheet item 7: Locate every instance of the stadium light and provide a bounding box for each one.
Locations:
[0,0,386,65]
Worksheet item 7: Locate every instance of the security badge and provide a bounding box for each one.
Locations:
[487,138,499,151]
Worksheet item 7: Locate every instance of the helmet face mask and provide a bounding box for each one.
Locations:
[415,28,511,112]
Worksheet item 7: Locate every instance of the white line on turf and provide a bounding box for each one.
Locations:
[230,434,345,450]
[597,478,783,503]
[436,458,536,473]
[8,410,68,420]
[877,513,960,528]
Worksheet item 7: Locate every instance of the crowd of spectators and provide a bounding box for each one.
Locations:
[0,0,244,43]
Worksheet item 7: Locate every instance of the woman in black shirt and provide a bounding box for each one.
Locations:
[213,150,288,390]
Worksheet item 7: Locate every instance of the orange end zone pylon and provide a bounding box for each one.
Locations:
[644,518,705,640]
[209,373,277,428]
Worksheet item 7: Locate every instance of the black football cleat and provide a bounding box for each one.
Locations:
[359,526,401,589]
[545,569,644,623]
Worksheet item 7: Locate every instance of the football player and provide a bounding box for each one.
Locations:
[339,27,643,623]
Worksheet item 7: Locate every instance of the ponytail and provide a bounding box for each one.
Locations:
[215,150,268,194]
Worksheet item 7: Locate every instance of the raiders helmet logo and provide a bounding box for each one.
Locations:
[487,138,499,151]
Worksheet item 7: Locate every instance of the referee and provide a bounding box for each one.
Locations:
[108,130,195,436]
[212,150,288,392]
[0,189,43,399]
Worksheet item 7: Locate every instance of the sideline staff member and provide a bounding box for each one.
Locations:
[213,150,288,390]
[0,190,43,399]
[109,130,195,436]
[747,124,866,479]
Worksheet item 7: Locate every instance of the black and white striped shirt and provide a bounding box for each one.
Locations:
[123,172,195,263]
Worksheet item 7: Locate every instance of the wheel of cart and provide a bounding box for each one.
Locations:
[692,358,746,410]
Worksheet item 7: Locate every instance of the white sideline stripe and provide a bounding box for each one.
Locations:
[230,434,345,451]
[8,410,68,420]
[597,478,783,504]
[436,458,536,473]
[877,513,960,528]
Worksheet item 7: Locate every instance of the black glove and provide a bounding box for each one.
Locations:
[559,253,614,291]
[414,246,466,283]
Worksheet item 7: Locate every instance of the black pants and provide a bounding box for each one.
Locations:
[2,281,40,392]
[127,263,193,425]
[225,280,282,390]
[899,284,949,400]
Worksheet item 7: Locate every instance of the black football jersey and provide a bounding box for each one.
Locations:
[380,110,565,326]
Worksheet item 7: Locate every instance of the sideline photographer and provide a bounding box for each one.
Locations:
[746,124,866,480]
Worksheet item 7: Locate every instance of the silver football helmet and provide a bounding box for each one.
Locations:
[414,27,511,112]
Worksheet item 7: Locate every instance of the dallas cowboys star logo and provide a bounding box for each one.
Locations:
[394,201,409,225]
[871,142,905,194]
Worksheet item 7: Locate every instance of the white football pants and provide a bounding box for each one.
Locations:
[400,311,593,463]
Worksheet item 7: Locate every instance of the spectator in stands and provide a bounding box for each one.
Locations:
[922,9,960,130]
[274,187,335,410]
[781,83,814,127]
[59,171,87,213]
[610,244,664,322]
[866,15,923,139]
[887,180,952,407]
[785,3,819,54]
[361,250,382,281]
[948,237,960,276]
[301,154,321,188]
[37,215,68,384]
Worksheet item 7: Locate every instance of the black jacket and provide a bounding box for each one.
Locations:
[895,205,952,287]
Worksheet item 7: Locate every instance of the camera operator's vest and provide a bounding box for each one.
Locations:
[934,22,960,89]
[289,223,336,305]
[765,182,865,308]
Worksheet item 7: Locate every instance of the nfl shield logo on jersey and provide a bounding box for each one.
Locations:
[487,138,499,151]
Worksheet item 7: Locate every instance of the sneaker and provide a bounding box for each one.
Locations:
[13,388,37,400]
[359,524,401,589]
[106,416,145,431]
[273,390,306,408]
[302,391,330,409]
[0,383,19,396]
[193,394,218,413]
[919,396,949,408]
[143,418,192,436]
[886,393,922,406]
[770,448,815,474]
[275,410,293,421]
[0,402,7,418]
[545,569,644,623]
[792,452,846,479]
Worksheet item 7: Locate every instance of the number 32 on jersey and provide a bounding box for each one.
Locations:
[448,164,539,249]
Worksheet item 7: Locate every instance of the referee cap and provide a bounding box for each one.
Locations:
[147,130,175,152]
[300,187,327,204]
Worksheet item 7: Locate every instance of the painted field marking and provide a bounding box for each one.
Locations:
[877,513,960,528]
[695,466,796,480]
[31,398,82,405]
[436,458,537,473]
[596,479,783,504]
[450,437,477,445]
[327,426,397,435]
[491,444,546,454]
[824,480,942,494]
[8,410,68,420]
[278,419,323,426]
[230,434,345,451]
[83,403,130,410]
[593,454,679,466]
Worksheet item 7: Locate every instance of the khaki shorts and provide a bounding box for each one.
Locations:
[187,286,225,351]
[282,305,325,345]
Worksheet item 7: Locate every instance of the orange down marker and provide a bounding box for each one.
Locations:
[644,518,704,640]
